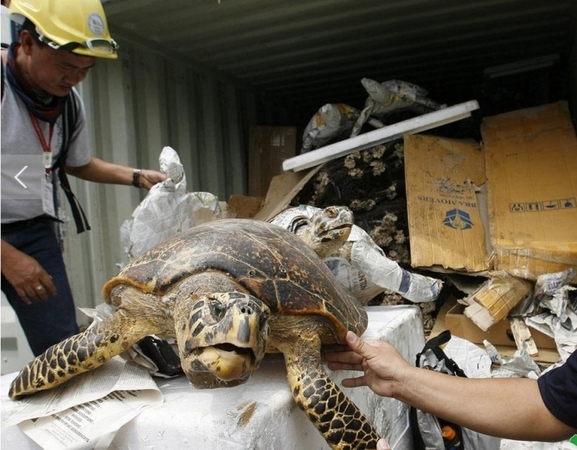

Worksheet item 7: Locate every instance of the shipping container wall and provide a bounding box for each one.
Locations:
[569,23,577,124]
[62,38,291,322]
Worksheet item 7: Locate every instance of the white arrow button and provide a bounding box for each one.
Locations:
[14,166,28,189]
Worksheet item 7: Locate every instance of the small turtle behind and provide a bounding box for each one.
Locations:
[8,219,381,450]
[269,205,354,259]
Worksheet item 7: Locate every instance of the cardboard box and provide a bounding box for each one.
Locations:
[482,102,577,282]
[404,101,577,282]
[248,126,298,198]
[404,134,489,272]
[227,195,263,218]
[446,303,557,350]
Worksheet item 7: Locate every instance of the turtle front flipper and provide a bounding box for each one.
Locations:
[9,312,152,400]
[278,329,381,450]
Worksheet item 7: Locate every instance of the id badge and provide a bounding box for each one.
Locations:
[42,175,56,217]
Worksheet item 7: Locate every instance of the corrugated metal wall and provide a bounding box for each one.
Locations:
[63,36,289,320]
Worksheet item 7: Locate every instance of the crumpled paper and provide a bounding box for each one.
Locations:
[526,269,577,361]
[120,146,221,260]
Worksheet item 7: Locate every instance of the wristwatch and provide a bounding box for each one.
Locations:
[132,169,142,188]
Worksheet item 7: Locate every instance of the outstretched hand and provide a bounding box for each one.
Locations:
[325,331,410,450]
[325,331,412,399]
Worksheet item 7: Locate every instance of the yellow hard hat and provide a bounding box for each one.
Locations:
[9,0,119,59]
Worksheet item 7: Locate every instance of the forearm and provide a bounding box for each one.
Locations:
[1,239,19,266]
[65,156,135,186]
[65,157,164,189]
[395,367,573,441]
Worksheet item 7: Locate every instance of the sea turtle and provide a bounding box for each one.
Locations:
[269,205,354,259]
[9,219,381,450]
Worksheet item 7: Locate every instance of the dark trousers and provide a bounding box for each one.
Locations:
[2,219,79,356]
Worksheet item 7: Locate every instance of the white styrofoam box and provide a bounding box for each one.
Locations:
[1,306,425,450]
[1,293,34,375]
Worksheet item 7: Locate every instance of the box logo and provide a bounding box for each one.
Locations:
[443,208,473,230]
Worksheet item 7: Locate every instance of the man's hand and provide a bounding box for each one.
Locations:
[139,169,166,189]
[1,240,56,304]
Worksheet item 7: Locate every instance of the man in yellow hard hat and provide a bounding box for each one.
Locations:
[1,0,166,356]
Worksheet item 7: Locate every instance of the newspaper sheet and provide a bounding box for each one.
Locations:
[2,357,163,450]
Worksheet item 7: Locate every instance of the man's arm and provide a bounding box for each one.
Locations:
[65,156,165,189]
[325,332,576,442]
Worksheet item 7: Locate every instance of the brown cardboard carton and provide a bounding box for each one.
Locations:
[248,127,298,198]
[253,167,322,222]
[404,102,577,282]
[227,195,263,218]
[404,134,489,272]
[446,303,556,350]
[482,102,577,282]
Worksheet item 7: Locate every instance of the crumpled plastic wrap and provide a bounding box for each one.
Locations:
[300,103,360,153]
[525,269,577,361]
[269,205,442,304]
[120,146,221,260]
[351,78,445,136]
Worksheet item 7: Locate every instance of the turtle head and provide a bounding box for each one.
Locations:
[175,292,270,389]
[297,206,354,259]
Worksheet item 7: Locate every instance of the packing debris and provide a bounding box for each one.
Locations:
[269,204,442,305]
[120,146,223,260]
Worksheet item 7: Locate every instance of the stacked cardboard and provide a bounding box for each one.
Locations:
[404,101,577,356]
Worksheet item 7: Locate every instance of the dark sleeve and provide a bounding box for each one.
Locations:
[537,351,577,429]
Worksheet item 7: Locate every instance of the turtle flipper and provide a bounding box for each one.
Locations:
[283,334,381,450]
[9,313,148,400]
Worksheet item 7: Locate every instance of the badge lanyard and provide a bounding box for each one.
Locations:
[28,110,57,217]
[27,110,54,174]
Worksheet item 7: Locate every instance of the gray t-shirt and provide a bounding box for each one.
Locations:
[1,74,91,223]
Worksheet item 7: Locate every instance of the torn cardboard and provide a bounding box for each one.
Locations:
[253,166,321,222]
[483,101,577,282]
[227,195,263,218]
[404,101,577,282]
[446,303,557,349]
[404,134,489,272]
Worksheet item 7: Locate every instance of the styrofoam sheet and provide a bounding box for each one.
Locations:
[1,306,425,450]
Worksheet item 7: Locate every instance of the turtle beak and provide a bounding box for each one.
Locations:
[175,293,270,388]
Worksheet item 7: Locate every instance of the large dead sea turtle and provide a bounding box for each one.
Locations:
[9,219,381,449]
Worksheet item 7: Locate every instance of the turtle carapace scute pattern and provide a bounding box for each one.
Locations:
[8,219,381,449]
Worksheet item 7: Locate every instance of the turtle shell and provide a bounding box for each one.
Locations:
[102,219,367,340]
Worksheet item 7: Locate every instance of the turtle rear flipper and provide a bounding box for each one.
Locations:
[9,313,151,400]
[279,328,381,450]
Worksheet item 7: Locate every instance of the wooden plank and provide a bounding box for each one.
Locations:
[282,100,480,172]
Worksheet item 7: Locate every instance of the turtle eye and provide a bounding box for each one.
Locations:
[209,299,226,322]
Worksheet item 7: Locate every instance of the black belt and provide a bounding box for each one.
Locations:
[1,215,62,233]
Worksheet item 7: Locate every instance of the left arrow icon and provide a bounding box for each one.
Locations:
[14,166,28,188]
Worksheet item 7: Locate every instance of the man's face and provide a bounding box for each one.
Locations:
[25,35,96,97]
